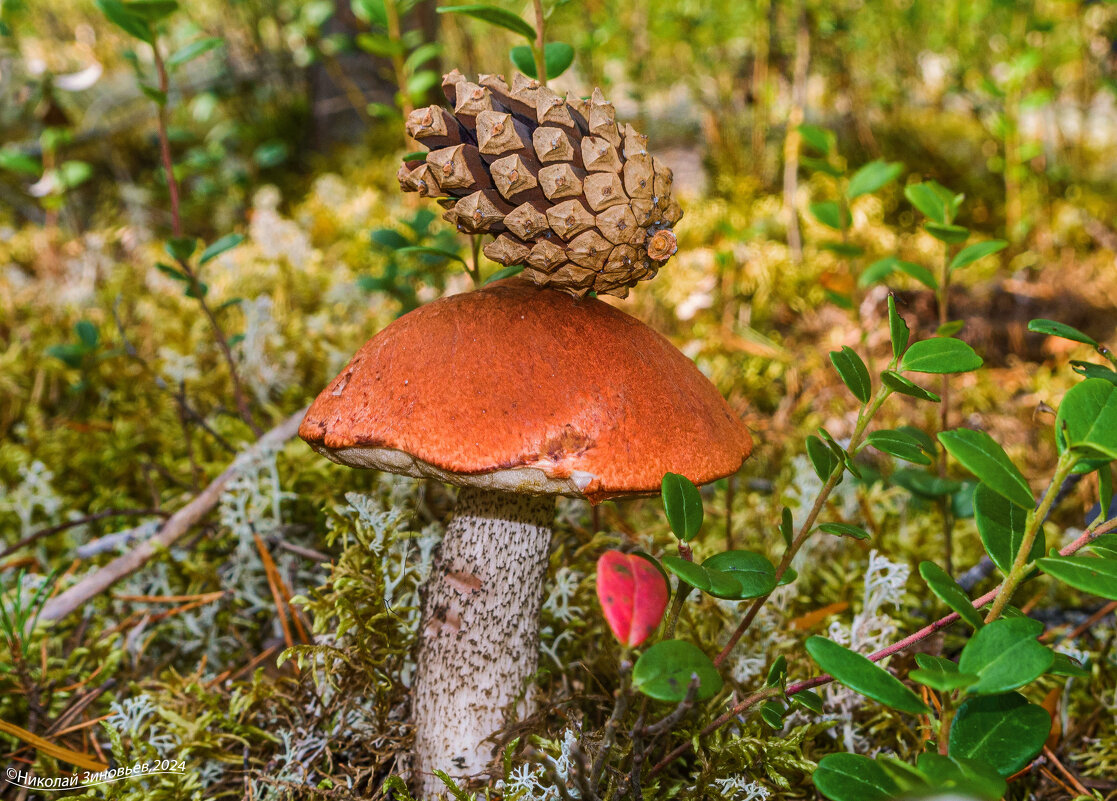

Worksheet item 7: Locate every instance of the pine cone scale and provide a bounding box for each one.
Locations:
[399,70,682,298]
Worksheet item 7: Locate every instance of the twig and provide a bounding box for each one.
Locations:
[151,44,181,237]
[111,298,238,453]
[645,689,776,777]
[38,408,307,622]
[640,677,698,737]
[986,453,1074,622]
[714,468,841,666]
[590,661,631,785]
[1055,599,1117,643]
[0,508,168,561]
[1042,745,1091,796]
[532,0,547,86]
[275,540,332,563]
[150,43,261,437]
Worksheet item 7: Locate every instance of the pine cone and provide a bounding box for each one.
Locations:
[397,70,682,299]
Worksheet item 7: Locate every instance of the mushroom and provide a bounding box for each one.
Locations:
[299,277,753,795]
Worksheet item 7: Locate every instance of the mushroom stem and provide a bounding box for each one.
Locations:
[412,487,555,795]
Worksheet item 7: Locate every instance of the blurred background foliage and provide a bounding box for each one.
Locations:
[1,0,1116,798]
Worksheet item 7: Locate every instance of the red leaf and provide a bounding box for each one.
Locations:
[596,551,669,647]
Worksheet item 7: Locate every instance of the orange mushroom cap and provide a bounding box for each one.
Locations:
[300,278,753,504]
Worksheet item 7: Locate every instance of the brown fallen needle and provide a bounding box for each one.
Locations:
[38,408,307,623]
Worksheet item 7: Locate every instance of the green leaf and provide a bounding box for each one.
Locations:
[949,692,1051,776]
[766,655,787,687]
[356,33,404,57]
[905,182,949,224]
[632,640,722,702]
[847,160,903,200]
[936,320,965,336]
[760,699,786,728]
[894,259,939,289]
[484,264,524,284]
[1037,556,1117,600]
[165,237,197,262]
[1089,533,1117,559]
[858,257,896,286]
[901,338,983,374]
[888,295,910,361]
[1070,360,1117,385]
[253,140,289,168]
[543,41,576,79]
[367,101,403,121]
[892,468,962,498]
[370,228,412,250]
[404,42,442,74]
[436,4,535,41]
[958,617,1053,695]
[829,346,871,403]
[907,670,978,692]
[919,561,984,629]
[96,0,153,42]
[910,654,979,692]
[937,429,1033,510]
[406,70,440,98]
[825,289,854,310]
[122,0,178,21]
[509,41,575,80]
[820,242,864,258]
[858,256,938,290]
[950,240,1007,271]
[0,147,42,176]
[351,0,387,26]
[806,435,841,481]
[1098,466,1113,523]
[508,44,535,76]
[780,507,793,549]
[797,125,833,155]
[661,472,704,541]
[915,752,1007,801]
[875,755,931,788]
[925,222,971,244]
[790,689,824,713]
[1048,652,1090,677]
[57,160,92,189]
[813,753,901,801]
[46,343,87,369]
[801,156,844,177]
[155,261,188,282]
[702,550,777,599]
[867,429,932,465]
[1056,378,1117,461]
[140,84,167,105]
[397,245,468,265]
[973,483,1044,575]
[881,371,941,402]
[809,201,849,231]
[166,36,223,67]
[661,556,741,598]
[199,233,244,265]
[1027,318,1098,347]
[74,320,99,349]
[805,636,928,714]
[822,431,862,479]
[817,522,870,540]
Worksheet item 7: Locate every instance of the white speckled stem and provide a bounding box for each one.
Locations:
[412,487,555,796]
